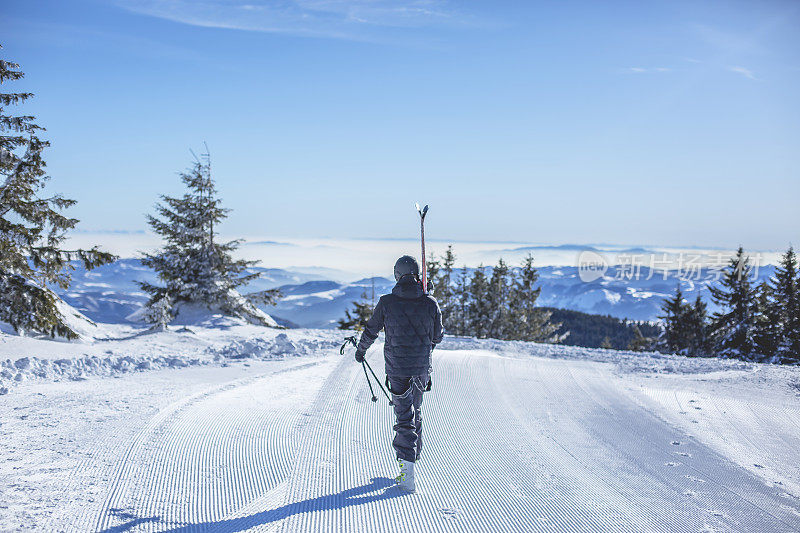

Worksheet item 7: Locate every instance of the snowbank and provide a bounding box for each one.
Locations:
[207,332,337,359]
[1,353,205,392]
[0,326,342,395]
[1,324,785,397]
[439,336,756,374]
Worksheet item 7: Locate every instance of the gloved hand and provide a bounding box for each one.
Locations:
[355,350,365,363]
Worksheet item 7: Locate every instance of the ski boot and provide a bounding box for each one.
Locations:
[395,458,416,493]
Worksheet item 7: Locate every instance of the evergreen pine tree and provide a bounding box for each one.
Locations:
[453,265,470,337]
[487,259,512,339]
[658,285,689,354]
[337,291,373,331]
[139,152,279,326]
[0,49,116,338]
[709,247,758,360]
[510,254,559,342]
[468,265,491,338]
[438,245,456,332]
[141,294,173,331]
[753,282,780,360]
[426,252,440,294]
[600,336,613,349]
[685,295,712,356]
[771,247,800,364]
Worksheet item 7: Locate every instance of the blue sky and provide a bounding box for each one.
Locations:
[2,0,799,249]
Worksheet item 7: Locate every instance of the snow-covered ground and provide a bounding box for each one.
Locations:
[2,325,800,531]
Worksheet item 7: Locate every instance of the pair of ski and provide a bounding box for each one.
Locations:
[415,203,429,295]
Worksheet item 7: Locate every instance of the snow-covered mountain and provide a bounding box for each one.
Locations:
[54,259,776,328]
[266,265,776,327]
[56,259,350,326]
[270,277,394,328]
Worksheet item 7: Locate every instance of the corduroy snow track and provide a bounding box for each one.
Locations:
[45,347,800,532]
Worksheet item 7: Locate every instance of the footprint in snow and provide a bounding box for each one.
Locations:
[685,475,706,483]
[439,508,459,519]
[676,452,691,457]
[753,464,765,469]
[671,441,681,446]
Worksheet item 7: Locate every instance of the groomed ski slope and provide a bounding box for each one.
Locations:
[28,343,798,532]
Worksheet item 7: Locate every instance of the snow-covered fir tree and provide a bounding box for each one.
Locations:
[422,249,558,342]
[685,295,712,356]
[435,245,456,330]
[141,293,173,331]
[709,247,758,360]
[451,265,470,337]
[425,251,440,293]
[753,281,780,359]
[658,288,711,356]
[0,49,115,338]
[771,247,800,364]
[510,254,560,342]
[139,152,279,326]
[468,265,491,338]
[656,247,800,363]
[658,285,689,354]
[487,258,512,339]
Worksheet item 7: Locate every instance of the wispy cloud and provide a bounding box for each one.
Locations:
[626,67,671,73]
[115,0,474,42]
[728,65,757,80]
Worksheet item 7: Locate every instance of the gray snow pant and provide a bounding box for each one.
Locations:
[388,374,430,463]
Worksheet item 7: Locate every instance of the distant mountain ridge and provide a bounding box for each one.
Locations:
[55,259,776,329]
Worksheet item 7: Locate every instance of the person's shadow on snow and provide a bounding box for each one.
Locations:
[100,477,405,533]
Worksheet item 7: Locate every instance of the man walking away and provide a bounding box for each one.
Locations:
[354,255,443,493]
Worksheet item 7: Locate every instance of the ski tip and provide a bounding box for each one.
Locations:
[415,203,429,217]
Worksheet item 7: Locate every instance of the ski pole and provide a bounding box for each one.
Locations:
[361,362,378,402]
[363,359,393,405]
[340,335,393,406]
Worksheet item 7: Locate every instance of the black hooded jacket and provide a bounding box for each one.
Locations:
[356,277,443,377]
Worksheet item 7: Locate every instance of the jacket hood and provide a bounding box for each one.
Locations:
[392,277,424,300]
